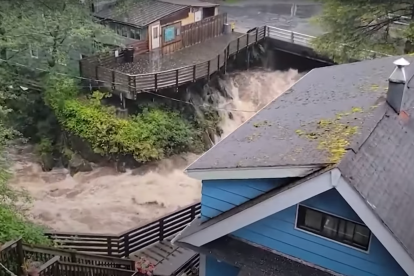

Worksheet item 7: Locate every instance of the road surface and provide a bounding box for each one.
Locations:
[218,0,324,36]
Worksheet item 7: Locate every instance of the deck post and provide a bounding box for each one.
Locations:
[236,38,240,53]
[217,54,220,72]
[111,70,115,90]
[175,69,179,88]
[193,65,196,81]
[224,49,227,74]
[120,92,126,109]
[207,60,211,80]
[154,74,158,91]
[255,28,259,42]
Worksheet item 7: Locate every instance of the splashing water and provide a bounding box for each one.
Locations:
[9,69,300,234]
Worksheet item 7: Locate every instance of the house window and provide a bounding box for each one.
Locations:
[29,45,38,58]
[296,205,371,251]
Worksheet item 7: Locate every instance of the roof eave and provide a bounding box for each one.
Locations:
[185,165,324,180]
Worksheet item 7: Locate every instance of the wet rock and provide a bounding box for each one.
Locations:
[69,154,92,176]
[40,154,54,172]
[116,160,127,173]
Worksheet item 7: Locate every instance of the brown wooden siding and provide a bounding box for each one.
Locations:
[129,39,149,55]
[162,22,183,54]
[181,13,227,48]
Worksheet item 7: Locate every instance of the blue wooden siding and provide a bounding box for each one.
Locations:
[200,179,406,276]
[205,255,240,276]
[201,178,291,221]
[232,189,407,276]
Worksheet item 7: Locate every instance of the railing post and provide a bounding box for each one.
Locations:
[193,65,196,82]
[291,32,294,43]
[264,26,267,37]
[107,237,112,256]
[124,234,130,258]
[175,69,179,87]
[207,60,210,80]
[70,252,76,263]
[217,54,220,71]
[255,27,258,42]
[226,45,230,59]
[111,70,115,90]
[237,38,240,53]
[16,239,24,276]
[159,220,165,242]
[154,74,158,91]
[246,33,249,46]
[223,49,227,74]
[190,205,197,219]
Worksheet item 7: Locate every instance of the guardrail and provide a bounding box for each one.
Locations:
[266,26,390,60]
[45,203,201,258]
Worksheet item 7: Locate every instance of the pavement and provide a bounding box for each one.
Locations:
[217,0,324,36]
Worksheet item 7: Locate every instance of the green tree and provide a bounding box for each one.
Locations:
[312,0,414,62]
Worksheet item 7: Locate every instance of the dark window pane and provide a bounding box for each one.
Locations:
[354,225,370,247]
[297,206,371,251]
[338,220,355,241]
[304,208,322,231]
[322,216,339,238]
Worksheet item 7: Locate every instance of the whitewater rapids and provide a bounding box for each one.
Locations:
[9,69,300,234]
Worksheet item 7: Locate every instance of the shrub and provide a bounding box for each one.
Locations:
[45,77,200,162]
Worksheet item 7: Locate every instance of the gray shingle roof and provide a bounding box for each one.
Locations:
[94,0,188,27]
[188,56,412,171]
[184,54,414,261]
[339,84,414,260]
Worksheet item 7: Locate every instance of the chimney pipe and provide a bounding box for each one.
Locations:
[387,58,410,114]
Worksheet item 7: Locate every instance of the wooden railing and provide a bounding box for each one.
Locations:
[38,256,135,276]
[0,239,24,276]
[45,203,201,257]
[96,26,265,93]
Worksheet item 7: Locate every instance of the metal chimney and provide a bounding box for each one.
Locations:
[387,58,410,114]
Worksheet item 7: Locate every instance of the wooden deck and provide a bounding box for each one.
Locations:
[82,26,266,97]
[130,236,198,276]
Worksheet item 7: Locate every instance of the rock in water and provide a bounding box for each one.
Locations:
[69,154,92,176]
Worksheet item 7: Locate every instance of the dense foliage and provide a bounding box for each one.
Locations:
[312,0,414,62]
[0,69,50,245]
[45,77,202,162]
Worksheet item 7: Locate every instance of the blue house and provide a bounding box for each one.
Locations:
[172,56,414,276]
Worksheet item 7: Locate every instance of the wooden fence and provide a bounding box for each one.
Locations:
[45,203,201,257]
[182,13,227,48]
[93,26,265,94]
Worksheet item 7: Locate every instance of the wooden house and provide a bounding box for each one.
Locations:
[94,0,219,53]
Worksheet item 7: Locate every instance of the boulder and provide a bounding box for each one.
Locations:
[69,154,92,176]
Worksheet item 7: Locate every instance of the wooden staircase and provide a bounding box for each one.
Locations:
[0,239,136,276]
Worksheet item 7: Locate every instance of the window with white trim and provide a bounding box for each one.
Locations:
[296,205,371,251]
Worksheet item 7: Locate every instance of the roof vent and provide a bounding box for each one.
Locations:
[387,58,410,114]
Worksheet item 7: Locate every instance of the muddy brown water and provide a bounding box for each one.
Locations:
[9,69,300,234]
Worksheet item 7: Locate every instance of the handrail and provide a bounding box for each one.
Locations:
[45,202,201,258]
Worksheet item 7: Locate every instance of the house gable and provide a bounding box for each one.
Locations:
[173,169,414,275]
[232,189,407,276]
